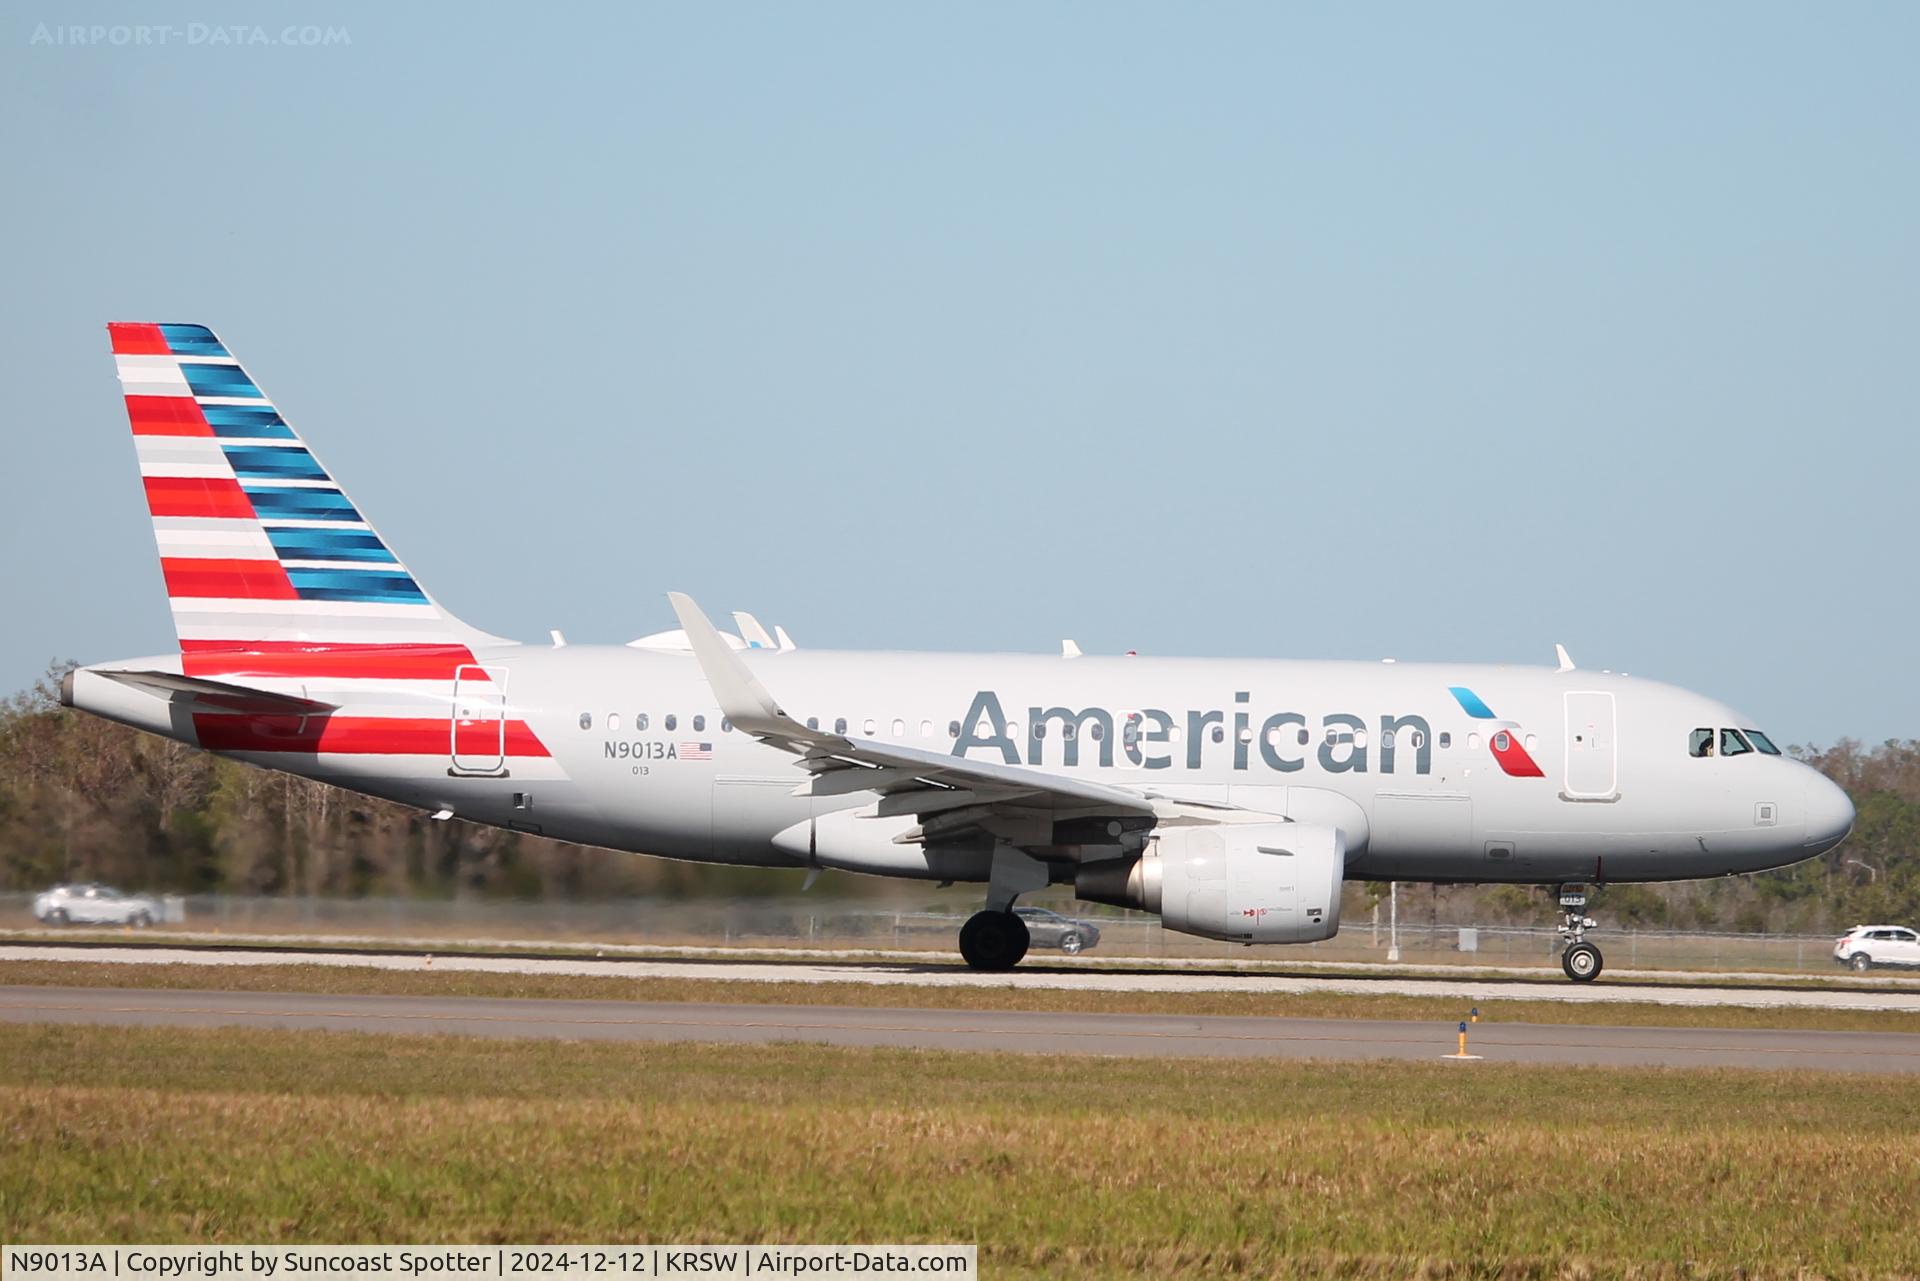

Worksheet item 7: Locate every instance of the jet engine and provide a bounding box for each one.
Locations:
[1074,821,1345,944]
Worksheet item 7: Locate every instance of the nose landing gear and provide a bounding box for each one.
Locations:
[1558,886,1603,982]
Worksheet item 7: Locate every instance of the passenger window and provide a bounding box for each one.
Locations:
[1008,720,1022,740]
[1467,733,1481,751]
[1745,729,1782,756]
[1493,731,1510,752]
[806,717,819,731]
[664,714,677,732]
[920,720,933,737]
[1689,728,1714,758]
[579,713,592,730]
[834,718,847,735]
[863,718,876,735]
[692,715,705,732]
[1411,730,1426,749]
[1062,722,1076,741]
[1090,722,1105,741]
[607,713,621,733]
[1437,732,1450,749]
[1720,729,1754,757]
[721,718,732,733]
[892,719,905,736]
[948,720,960,739]
[1296,728,1310,747]
[1381,731,1395,750]
[1211,726,1225,744]
[1033,723,1047,739]
[637,713,649,731]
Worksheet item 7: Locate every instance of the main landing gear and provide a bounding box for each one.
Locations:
[958,846,1048,972]
[1557,885,1603,983]
[959,910,1030,971]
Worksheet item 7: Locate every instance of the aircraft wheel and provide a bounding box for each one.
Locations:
[959,910,1031,971]
[1562,941,1603,983]
[1851,953,1873,972]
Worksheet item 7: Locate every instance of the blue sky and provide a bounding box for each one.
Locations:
[3,2,1915,746]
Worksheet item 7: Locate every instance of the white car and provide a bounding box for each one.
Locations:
[1834,925,1920,972]
[32,883,162,927]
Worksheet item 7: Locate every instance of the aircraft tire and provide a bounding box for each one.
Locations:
[959,910,1030,971]
[1562,941,1603,983]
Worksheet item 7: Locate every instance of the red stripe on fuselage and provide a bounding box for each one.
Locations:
[126,395,213,436]
[110,323,171,355]
[144,476,256,519]
[160,557,298,600]
[182,642,487,682]
[192,713,549,758]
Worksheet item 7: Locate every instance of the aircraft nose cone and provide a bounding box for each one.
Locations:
[1804,774,1855,854]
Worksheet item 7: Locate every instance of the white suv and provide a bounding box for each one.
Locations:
[1834,925,1920,972]
[32,883,162,927]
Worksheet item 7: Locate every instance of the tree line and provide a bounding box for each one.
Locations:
[4,661,1916,931]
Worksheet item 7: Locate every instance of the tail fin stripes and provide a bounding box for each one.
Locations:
[110,322,501,652]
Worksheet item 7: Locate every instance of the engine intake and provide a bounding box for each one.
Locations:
[1075,821,1344,944]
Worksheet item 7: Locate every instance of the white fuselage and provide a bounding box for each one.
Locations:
[68,644,1854,888]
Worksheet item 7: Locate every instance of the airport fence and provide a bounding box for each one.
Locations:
[0,891,1865,975]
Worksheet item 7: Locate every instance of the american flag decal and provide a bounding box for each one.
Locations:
[679,742,713,761]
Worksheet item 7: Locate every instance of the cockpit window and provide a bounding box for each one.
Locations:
[1720,728,1754,757]
[1689,728,1714,758]
[1745,730,1782,756]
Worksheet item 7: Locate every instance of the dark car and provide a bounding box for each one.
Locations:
[1014,906,1102,954]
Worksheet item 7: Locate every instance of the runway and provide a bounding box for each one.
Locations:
[5,984,1918,1070]
[7,942,1920,1011]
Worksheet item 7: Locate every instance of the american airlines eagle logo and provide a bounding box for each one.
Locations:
[1447,686,1546,778]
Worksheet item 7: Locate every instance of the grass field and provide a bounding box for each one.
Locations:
[5,957,1920,1034]
[0,1024,1917,1279]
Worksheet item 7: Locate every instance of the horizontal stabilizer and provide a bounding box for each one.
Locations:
[95,669,336,715]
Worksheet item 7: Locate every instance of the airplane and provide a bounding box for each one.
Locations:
[63,323,1856,981]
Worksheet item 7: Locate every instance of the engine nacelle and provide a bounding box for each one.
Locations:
[1075,821,1344,944]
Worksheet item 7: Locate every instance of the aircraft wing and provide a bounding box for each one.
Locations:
[667,594,1155,844]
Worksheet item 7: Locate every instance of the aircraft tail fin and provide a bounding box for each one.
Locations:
[109,323,507,658]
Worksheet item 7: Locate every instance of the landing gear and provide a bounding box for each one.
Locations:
[959,910,1030,971]
[1562,941,1603,982]
[1557,886,1603,983]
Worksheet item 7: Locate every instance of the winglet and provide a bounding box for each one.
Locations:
[732,611,776,650]
[668,592,794,734]
[774,625,798,653]
[1554,643,1576,673]
[1061,639,1083,659]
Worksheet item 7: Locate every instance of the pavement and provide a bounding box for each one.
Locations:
[7,942,1920,1011]
[4,984,1919,1070]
